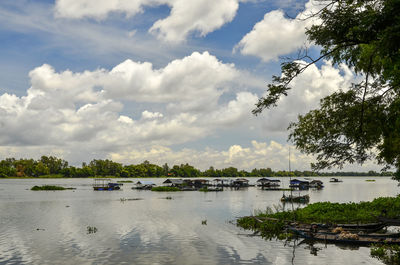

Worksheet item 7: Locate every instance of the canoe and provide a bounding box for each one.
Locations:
[290,226,400,239]
[289,227,400,245]
[294,222,387,233]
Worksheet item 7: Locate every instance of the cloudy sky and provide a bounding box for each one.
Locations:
[0,0,380,171]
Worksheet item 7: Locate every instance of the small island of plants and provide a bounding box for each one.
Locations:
[31,185,75,191]
[151,186,181,192]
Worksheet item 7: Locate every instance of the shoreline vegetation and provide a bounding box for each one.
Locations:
[237,196,400,264]
[237,196,400,240]
[0,156,394,179]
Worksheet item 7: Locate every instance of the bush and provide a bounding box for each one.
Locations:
[31,185,73,191]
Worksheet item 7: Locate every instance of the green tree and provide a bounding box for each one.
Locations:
[254,0,400,178]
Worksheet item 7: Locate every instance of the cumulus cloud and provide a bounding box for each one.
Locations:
[148,0,239,43]
[0,51,363,169]
[103,51,238,105]
[55,0,241,43]
[110,140,315,171]
[54,0,155,20]
[0,52,261,164]
[259,60,355,132]
[235,0,322,61]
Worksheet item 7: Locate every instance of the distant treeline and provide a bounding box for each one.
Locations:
[0,156,394,178]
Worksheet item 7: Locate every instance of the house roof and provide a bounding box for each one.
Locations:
[257,178,281,182]
[136,180,155,185]
[163,179,184,184]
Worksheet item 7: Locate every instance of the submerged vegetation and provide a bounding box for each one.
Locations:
[371,245,400,265]
[86,226,97,234]
[31,185,75,191]
[151,186,181,192]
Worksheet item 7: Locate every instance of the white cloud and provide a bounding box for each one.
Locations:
[0,51,364,170]
[103,51,238,105]
[259,61,355,132]
[109,140,315,171]
[55,0,241,43]
[0,52,261,165]
[54,0,154,20]
[149,0,239,43]
[236,0,322,62]
[141,110,163,120]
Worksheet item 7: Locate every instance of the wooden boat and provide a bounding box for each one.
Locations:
[309,180,324,189]
[330,178,343,183]
[281,194,310,203]
[289,227,400,245]
[294,222,387,233]
[377,217,400,226]
[290,224,398,238]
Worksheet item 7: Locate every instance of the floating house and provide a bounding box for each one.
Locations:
[163,179,185,187]
[93,179,121,191]
[212,178,225,187]
[135,180,156,190]
[191,179,209,188]
[309,180,324,189]
[257,178,281,187]
[232,178,250,187]
[289,179,310,190]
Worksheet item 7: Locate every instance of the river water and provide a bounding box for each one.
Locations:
[0,177,398,265]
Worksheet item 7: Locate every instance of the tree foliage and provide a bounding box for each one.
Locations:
[253,0,400,178]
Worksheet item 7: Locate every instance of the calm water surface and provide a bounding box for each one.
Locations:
[0,177,398,265]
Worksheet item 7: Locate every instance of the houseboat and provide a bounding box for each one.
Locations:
[309,180,324,189]
[93,179,121,191]
[134,180,156,190]
[289,179,310,190]
[257,178,281,188]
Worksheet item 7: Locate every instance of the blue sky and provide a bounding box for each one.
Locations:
[0,0,380,171]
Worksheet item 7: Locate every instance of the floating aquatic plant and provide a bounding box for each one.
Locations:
[31,185,75,191]
[87,226,97,234]
[151,186,180,192]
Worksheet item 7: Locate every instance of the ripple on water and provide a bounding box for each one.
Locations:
[0,177,397,264]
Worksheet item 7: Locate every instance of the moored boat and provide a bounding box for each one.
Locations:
[289,227,400,245]
[330,178,343,183]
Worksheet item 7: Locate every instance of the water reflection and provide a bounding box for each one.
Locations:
[0,177,397,264]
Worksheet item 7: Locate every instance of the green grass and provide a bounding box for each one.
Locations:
[264,196,400,224]
[371,244,400,265]
[237,196,400,241]
[117,180,133,183]
[31,185,75,191]
[151,186,181,192]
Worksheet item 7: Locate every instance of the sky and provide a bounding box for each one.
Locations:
[0,0,382,172]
